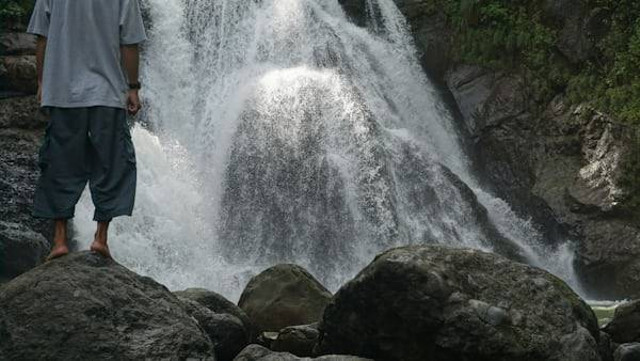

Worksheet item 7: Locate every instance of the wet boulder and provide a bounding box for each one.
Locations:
[233,344,371,361]
[179,297,250,361]
[238,264,332,332]
[175,287,256,339]
[318,245,600,361]
[0,221,49,281]
[0,251,215,360]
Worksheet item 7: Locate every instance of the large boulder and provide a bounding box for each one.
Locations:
[0,221,49,281]
[238,264,332,332]
[233,344,371,361]
[175,287,256,339]
[0,251,215,360]
[318,245,600,361]
[179,297,250,361]
[603,300,640,344]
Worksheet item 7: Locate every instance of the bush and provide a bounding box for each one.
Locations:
[0,0,34,29]
[424,0,639,127]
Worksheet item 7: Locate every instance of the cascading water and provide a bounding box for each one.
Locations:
[74,0,583,300]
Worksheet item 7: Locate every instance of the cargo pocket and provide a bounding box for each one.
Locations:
[122,119,136,165]
[37,119,52,171]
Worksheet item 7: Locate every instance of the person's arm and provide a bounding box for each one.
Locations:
[35,36,47,103]
[121,44,141,116]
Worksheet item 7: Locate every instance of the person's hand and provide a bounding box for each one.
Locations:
[127,89,142,116]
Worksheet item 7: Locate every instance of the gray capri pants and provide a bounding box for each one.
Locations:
[32,106,137,222]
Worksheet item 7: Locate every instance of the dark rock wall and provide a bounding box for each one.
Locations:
[0,31,53,282]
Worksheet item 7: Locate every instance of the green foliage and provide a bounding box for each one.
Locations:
[0,0,34,28]
[422,0,640,211]
[423,0,640,126]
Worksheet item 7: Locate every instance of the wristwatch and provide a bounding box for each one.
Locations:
[128,81,141,90]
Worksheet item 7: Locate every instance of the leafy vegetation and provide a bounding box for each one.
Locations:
[420,0,639,213]
[0,0,34,29]
[422,0,639,124]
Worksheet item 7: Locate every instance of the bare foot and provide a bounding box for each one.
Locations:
[90,241,112,259]
[45,244,69,262]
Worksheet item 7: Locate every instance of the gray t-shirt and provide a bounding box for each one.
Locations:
[27,0,147,109]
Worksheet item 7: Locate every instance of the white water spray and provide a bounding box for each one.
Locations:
[74,0,583,300]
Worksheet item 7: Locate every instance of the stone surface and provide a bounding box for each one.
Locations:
[233,344,371,361]
[542,0,606,64]
[533,106,640,299]
[446,63,640,299]
[577,220,640,299]
[0,95,46,129]
[0,123,52,243]
[0,221,49,281]
[0,33,36,55]
[613,343,640,361]
[445,66,568,245]
[272,323,320,357]
[446,65,528,138]
[179,297,249,361]
[175,287,256,339]
[604,300,640,344]
[0,96,54,282]
[238,264,332,332]
[0,55,37,94]
[339,0,453,78]
[599,331,615,361]
[0,251,215,360]
[318,245,600,361]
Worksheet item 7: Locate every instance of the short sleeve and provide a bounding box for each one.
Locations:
[120,0,147,45]
[26,0,51,37]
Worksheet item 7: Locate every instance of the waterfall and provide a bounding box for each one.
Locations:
[74,0,583,300]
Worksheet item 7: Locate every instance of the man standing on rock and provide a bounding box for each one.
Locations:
[27,0,147,260]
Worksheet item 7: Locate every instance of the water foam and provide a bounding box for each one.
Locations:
[73,0,584,300]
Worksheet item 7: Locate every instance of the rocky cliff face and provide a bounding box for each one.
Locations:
[0,31,52,283]
[339,0,640,300]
